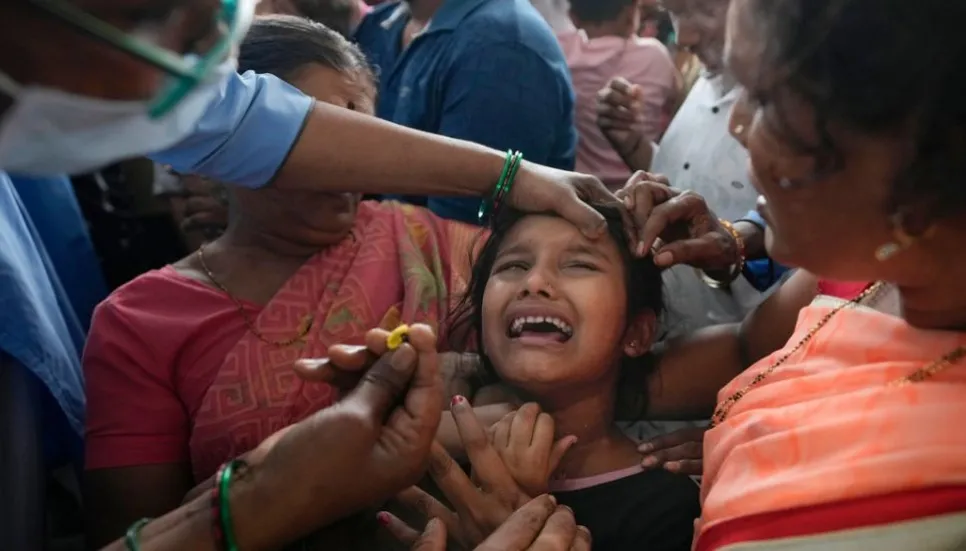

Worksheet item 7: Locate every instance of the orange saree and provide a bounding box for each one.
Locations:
[696,295,966,550]
[187,200,481,482]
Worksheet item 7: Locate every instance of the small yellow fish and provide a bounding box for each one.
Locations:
[386,324,410,350]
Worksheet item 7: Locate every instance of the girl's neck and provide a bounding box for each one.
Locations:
[534,386,641,480]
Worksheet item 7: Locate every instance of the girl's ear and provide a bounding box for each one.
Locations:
[622,310,657,358]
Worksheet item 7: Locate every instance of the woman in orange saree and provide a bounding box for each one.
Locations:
[82,17,481,547]
[681,0,966,548]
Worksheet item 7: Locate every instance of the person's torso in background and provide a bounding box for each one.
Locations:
[559,30,676,188]
[651,73,755,221]
[355,0,576,171]
[649,74,769,338]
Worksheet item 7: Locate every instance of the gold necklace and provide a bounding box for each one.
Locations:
[197,244,314,348]
[710,282,966,428]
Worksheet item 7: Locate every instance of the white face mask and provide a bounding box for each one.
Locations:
[0,58,236,177]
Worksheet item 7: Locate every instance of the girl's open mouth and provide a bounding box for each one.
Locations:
[507,316,574,343]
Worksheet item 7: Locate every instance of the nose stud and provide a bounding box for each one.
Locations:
[733,124,745,136]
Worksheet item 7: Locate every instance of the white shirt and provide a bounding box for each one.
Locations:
[650,73,767,339]
[651,73,757,221]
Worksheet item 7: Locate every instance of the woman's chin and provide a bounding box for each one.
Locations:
[763,228,799,269]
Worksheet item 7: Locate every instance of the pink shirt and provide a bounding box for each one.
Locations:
[83,267,257,469]
[557,30,676,189]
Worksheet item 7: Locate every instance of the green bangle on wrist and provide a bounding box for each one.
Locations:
[478,149,523,224]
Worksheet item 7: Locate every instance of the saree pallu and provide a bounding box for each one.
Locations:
[696,297,966,551]
[188,200,481,482]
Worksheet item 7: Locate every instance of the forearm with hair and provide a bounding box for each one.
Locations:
[101,469,275,551]
[273,102,507,195]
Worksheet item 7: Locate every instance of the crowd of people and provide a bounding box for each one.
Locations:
[1,0,965,550]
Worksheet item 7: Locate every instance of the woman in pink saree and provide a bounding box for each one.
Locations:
[82,17,479,547]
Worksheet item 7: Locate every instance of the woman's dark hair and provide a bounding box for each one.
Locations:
[570,0,636,24]
[448,204,663,413]
[238,14,373,86]
[750,0,966,214]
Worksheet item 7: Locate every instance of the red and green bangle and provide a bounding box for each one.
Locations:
[478,150,523,223]
[211,459,247,551]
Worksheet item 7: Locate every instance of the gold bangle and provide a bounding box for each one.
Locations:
[700,219,745,289]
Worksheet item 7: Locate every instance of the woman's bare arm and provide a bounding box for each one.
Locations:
[621,270,820,420]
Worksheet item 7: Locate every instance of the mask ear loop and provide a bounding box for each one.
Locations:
[875,211,937,261]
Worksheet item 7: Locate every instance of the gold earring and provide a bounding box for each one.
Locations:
[875,212,935,261]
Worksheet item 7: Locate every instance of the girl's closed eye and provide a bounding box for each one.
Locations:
[564,260,601,272]
[493,260,529,274]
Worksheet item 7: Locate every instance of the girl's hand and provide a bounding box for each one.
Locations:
[489,403,578,496]
[381,396,531,549]
[638,426,706,476]
[406,496,592,551]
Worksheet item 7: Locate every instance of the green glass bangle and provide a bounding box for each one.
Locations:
[501,152,523,200]
[478,150,516,223]
[124,518,152,551]
[219,459,244,551]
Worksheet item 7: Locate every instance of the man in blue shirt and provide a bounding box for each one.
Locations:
[355,0,578,223]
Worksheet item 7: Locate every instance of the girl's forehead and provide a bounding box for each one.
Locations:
[497,216,623,262]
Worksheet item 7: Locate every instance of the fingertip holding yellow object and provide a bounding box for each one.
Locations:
[386,324,410,350]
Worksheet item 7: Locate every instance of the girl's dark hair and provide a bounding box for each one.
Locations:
[448,204,663,412]
[238,14,373,86]
[750,0,966,214]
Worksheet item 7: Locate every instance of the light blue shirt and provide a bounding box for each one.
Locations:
[0,173,86,462]
[0,71,313,461]
[152,70,314,188]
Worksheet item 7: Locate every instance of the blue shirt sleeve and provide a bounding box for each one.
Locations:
[151,71,314,189]
[427,41,576,224]
[738,208,767,229]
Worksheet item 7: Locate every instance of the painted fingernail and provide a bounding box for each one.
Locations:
[451,395,467,407]
[376,511,390,526]
[342,345,368,354]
